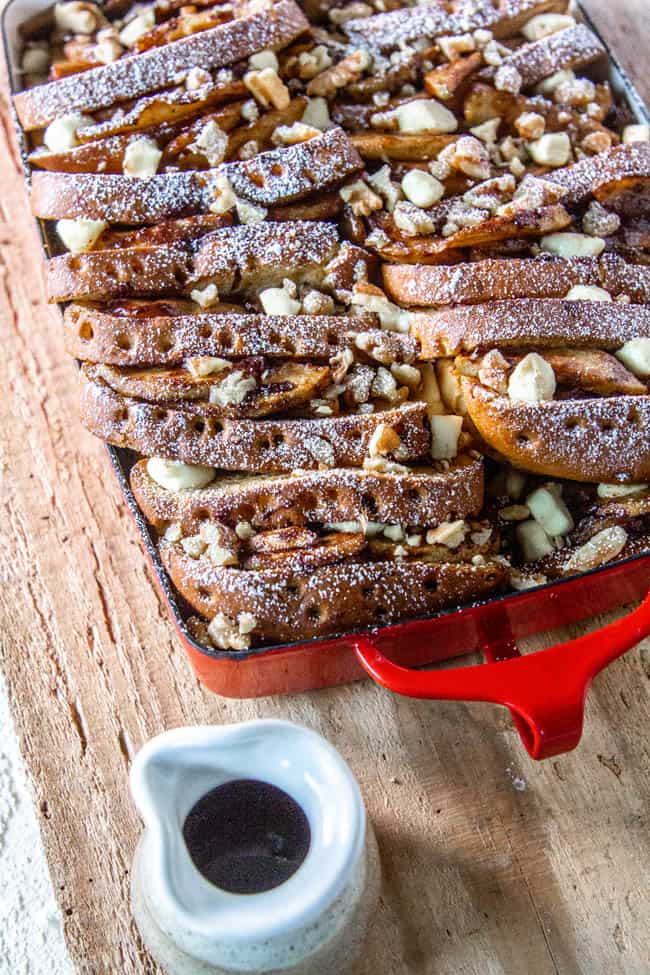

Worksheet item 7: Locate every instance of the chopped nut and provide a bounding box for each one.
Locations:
[540,232,605,258]
[240,99,259,123]
[147,458,215,492]
[235,520,255,540]
[622,124,650,144]
[43,112,93,152]
[522,13,575,41]
[297,45,332,80]
[393,200,437,236]
[401,169,444,208]
[597,483,648,498]
[248,50,279,72]
[185,67,211,91]
[189,283,219,311]
[580,130,612,155]
[425,520,467,549]
[377,99,458,135]
[244,67,290,110]
[271,121,320,146]
[181,534,206,558]
[119,8,155,47]
[351,282,412,333]
[340,180,383,217]
[189,120,228,166]
[259,283,301,316]
[55,1,99,35]
[438,33,476,61]
[236,198,267,224]
[527,131,571,167]
[508,352,556,402]
[302,289,335,315]
[185,356,229,378]
[565,284,612,301]
[363,456,409,475]
[367,423,401,458]
[470,117,501,144]
[208,173,236,214]
[615,338,650,377]
[305,436,335,467]
[562,527,628,573]
[301,97,333,131]
[56,218,106,254]
[526,485,574,537]
[430,414,462,460]
[307,50,370,98]
[497,174,563,216]
[371,366,400,401]
[495,64,522,95]
[238,139,259,160]
[553,77,596,107]
[516,520,554,561]
[439,135,490,179]
[535,68,575,96]
[515,111,545,140]
[123,137,162,178]
[390,363,421,389]
[311,399,333,416]
[207,613,252,651]
[209,370,257,406]
[330,347,354,383]
[582,200,620,237]
[163,522,182,542]
[368,165,403,212]
[383,524,405,542]
[478,349,510,393]
[329,2,373,24]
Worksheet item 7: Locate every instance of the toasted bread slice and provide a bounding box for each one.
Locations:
[31,129,362,222]
[80,372,432,472]
[412,298,650,358]
[14,0,308,129]
[163,544,508,644]
[343,0,567,52]
[64,304,415,365]
[462,381,650,482]
[87,361,331,417]
[547,142,650,207]
[478,24,605,90]
[348,132,457,162]
[46,221,341,302]
[130,454,485,532]
[383,254,650,306]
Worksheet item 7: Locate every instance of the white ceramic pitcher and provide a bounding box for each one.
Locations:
[129,720,380,975]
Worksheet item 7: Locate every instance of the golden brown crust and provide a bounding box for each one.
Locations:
[80,372,432,472]
[46,221,340,302]
[479,24,605,90]
[383,255,650,306]
[412,299,650,358]
[463,380,650,483]
[162,542,508,644]
[14,0,309,129]
[63,304,407,365]
[31,129,363,223]
[130,455,485,532]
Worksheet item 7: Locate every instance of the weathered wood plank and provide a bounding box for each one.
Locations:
[0,2,648,973]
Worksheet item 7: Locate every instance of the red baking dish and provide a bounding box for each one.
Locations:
[4,0,650,759]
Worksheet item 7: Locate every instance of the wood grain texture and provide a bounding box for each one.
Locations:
[0,2,649,973]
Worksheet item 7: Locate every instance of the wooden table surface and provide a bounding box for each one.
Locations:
[1,3,649,973]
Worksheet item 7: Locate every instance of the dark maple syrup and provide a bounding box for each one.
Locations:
[183,779,311,894]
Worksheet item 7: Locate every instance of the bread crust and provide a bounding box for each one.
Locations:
[479,24,605,90]
[343,0,567,52]
[14,0,309,129]
[383,255,650,306]
[130,455,485,532]
[31,129,362,223]
[412,298,650,357]
[161,542,508,644]
[64,305,414,365]
[46,221,340,302]
[80,372,432,471]
[547,142,650,206]
[463,381,650,483]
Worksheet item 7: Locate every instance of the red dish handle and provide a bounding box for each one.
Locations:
[353,586,650,760]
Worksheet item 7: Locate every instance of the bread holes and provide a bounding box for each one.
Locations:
[268,330,280,344]
[199,323,213,339]
[218,327,233,348]
[249,171,265,187]
[599,419,615,432]
[192,418,206,436]
[424,576,438,592]
[197,587,212,601]
[305,603,324,622]
[115,333,133,351]
[326,331,339,345]
[284,338,296,354]
[627,407,642,427]
[152,407,168,422]
[156,334,175,353]
[361,491,377,516]
[286,581,301,596]
[564,417,584,431]
[207,418,224,436]
[194,508,210,522]
[114,407,128,423]
[374,605,388,621]
[361,585,374,598]
[300,492,316,509]
[78,320,94,341]
[129,257,145,276]
[516,430,532,444]
[408,488,422,501]
[324,487,338,502]
[272,433,285,447]
[349,428,363,441]
[270,163,284,177]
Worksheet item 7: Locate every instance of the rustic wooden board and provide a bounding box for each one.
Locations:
[0,2,649,973]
